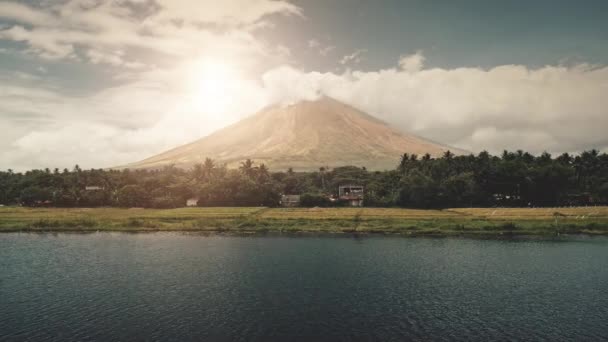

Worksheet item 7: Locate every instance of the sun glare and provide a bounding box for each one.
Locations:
[190,59,239,114]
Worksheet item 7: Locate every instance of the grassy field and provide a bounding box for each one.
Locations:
[1,206,608,236]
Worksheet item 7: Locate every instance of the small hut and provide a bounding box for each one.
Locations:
[186,197,199,207]
[281,195,301,207]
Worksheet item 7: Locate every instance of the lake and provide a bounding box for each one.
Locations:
[1,233,607,341]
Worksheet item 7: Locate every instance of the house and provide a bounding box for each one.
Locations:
[338,185,364,207]
[281,194,301,207]
[186,197,199,207]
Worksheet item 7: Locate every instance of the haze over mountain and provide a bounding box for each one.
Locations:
[124,97,465,171]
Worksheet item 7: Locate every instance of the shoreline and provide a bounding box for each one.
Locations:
[1,206,607,237]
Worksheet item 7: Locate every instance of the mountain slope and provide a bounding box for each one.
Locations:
[124,96,466,171]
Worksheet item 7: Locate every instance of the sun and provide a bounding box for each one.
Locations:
[190,59,239,114]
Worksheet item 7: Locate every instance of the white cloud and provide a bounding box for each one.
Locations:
[150,0,301,26]
[262,66,324,105]
[86,49,145,69]
[399,51,425,72]
[0,0,300,66]
[0,0,306,170]
[0,2,56,26]
[258,55,608,155]
[308,38,335,56]
[0,59,270,170]
[340,49,366,65]
[319,45,335,56]
[0,25,76,59]
[308,39,320,48]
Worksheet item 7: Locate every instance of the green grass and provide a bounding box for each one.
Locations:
[0,206,607,236]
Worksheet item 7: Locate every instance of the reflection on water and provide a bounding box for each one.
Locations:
[1,233,607,341]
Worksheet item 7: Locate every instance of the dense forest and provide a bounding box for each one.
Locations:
[1,150,608,209]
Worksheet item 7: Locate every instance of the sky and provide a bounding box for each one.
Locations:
[1,0,608,171]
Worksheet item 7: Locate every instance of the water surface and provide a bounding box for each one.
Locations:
[1,233,607,341]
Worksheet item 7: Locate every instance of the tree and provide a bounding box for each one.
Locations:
[397,170,438,208]
[239,159,256,178]
[202,157,216,180]
[598,182,608,203]
[2,150,607,209]
[117,185,148,207]
[398,153,410,173]
[319,166,327,190]
[19,186,52,206]
[440,172,477,207]
[258,163,270,182]
[192,163,205,182]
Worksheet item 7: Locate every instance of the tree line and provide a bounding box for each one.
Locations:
[1,150,607,208]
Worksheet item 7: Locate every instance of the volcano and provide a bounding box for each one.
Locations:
[124,96,465,171]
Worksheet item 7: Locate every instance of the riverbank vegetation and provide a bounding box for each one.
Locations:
[1,150,608,209]
[1,206,607,236]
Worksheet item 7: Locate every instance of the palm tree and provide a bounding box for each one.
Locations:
[556,153,572,165]
[239,159,256,178]
[192,163,204,182]
[319,166,326,190]
[398,153,409,172]
[202,157,215,180]
[258,163,270,181]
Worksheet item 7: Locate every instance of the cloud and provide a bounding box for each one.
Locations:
[259,54,608,155]
[150,0,301,26]
[399,50,425,72]
[0,25,76,59]
[262,66,324,105]
[0,2,56,26]
[0,0,301,66]
[319,45,335,56]
[0,59,269,170]
[308,39,320,48]
[308,38,335,56]
[0,0,306,170]
[340,49,366,65]
[86,49,145,69]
